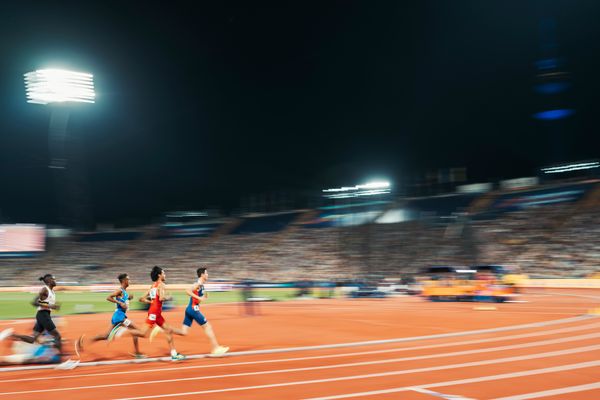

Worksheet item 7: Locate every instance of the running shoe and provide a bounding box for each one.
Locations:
[0,328,14,341]
[171,353,186,361]
[55,358,80,370]
[107,323,123,342]
[210,346,229,356]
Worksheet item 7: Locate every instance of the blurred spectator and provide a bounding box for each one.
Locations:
[2,186,600,286]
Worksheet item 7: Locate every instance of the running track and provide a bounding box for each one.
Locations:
[0,288,599,399]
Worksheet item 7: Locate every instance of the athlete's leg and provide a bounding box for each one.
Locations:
[126,323,151,338]
[162,325,176,351]
[132,335,141,354]
[11,334,36,344]
[91,326,113,342]
[159,321,185,360]
[47,328,62,353]
[16,318,45,343]
[182,310,226,354]
[166,324,187,336]
[201,322,221,351]
[191,310,221,351]
[127,321,143,355]
[180,307,194,336]
[157,313,186,337]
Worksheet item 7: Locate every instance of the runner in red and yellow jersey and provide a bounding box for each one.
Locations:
[139,266,187,361]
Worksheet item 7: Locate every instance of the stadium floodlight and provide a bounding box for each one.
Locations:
[323,180,391,193]
[24,69,95,104]
[541,161,599,174]
[23,67,96,228]
[322,180,391,198]
[356,181,390,190]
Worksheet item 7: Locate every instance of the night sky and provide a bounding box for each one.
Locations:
[0,1,599,225]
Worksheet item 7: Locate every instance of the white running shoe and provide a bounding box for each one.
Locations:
[0,328,14,341]
[210,346,229,357]
[107,323,123,342]
[55,358,80,370]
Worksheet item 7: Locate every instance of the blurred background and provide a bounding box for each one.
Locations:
[1,1,600,312]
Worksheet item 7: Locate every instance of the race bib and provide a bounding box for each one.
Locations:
[193,305,200,312]
[148,314,157,321]
[149,288,157,300]
[123,319,132,327]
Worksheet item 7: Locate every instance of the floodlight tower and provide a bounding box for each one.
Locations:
[24,68,95,229]
[25,69,95,168]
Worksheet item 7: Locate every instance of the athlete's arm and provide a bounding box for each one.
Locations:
[158,283,172,302]
[139,288,151,304]
[107,288,127,309]
[33,287,60,310]
[185,282,203,302]
[31,287,48,308]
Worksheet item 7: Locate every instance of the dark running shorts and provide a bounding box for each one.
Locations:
[33,310,57,333]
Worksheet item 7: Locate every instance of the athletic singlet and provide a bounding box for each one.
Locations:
[188,284,204,308]
[148,281,163,314]
[115,288,129,312]
[37,285,56,312]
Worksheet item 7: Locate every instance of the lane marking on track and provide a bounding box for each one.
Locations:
[2,342,600,396]
[112,359,600,400]
[2,320,598,384]
[411,388,476,399]
[492,381,600,400]
[0,314,593,373]
[303,362,600,400]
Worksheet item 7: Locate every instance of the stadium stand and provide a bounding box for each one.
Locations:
[2,181,599,286]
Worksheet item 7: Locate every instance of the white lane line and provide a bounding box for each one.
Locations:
[492,381,600,400]
[2,320,598,384]
[411,388,476,400]
[303,362,600,400]
[0,314,593,373]
[113,360,600,400]
[2,342,600,397]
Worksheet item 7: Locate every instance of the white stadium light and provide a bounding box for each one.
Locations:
[541,161,599,174]
[356,181,390,190]
[322,180,391,198]
[24,69,95,104]
[323,180,391,193]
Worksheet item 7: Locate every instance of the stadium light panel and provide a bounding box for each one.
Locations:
[541,161,599,174]
[24,69,95,104]
[323,180,391,193]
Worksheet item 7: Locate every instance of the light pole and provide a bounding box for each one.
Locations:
[24,68,95,229]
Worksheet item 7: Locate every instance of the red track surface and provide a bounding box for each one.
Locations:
[1,288,599,400]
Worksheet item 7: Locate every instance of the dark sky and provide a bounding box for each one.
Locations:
[0,1,599,224]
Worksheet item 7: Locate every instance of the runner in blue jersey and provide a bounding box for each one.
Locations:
[181,267,228,356]
[79,273,145,358]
